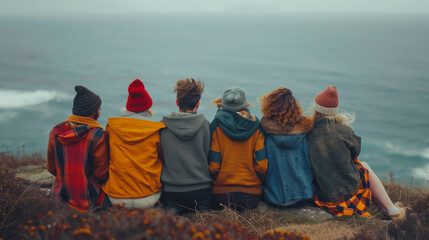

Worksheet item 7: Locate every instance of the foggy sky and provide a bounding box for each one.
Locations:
[1,0,429,18]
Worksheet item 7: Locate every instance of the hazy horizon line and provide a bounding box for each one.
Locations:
[1,11,429,20]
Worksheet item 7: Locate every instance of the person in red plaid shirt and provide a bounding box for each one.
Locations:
[47,85,109,212]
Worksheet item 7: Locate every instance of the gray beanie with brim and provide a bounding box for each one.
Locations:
[221,86,248,112]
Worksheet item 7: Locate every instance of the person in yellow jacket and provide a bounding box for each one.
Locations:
[102,79,166,208]
[209,86,268,211]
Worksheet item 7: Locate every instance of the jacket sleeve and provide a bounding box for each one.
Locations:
[345,132,361,160]
[208,127,222,178]
[253,130,268,179]
[92,131,109,182]
[203,120,211,161]
[46,131,57,176]
[157,141,164,163]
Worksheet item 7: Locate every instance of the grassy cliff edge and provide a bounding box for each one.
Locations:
[1,150,428,240]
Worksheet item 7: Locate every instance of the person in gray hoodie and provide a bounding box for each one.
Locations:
[160,78,212,215]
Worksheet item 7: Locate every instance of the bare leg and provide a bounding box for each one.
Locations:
[360,162,394,211]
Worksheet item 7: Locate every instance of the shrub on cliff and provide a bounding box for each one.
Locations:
[0,169,306,240]
[0,169,63,240]
[351,184,429,240]
[18,207,308,240]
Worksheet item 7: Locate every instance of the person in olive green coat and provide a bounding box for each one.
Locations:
[307,85,406,220]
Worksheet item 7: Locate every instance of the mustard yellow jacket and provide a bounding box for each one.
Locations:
[209,109,268,195]
[102,117,166,199]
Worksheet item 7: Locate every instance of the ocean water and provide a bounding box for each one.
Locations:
[0,13,428,184]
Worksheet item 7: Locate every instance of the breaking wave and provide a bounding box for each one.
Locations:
[0,89,65,109]
[385,142,429,160]
[423,148,429,159]
[414,164,429,181]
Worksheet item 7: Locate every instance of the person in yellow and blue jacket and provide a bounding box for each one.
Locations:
[209,86,268,211]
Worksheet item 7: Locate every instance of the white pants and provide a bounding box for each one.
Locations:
[109,192,161,209]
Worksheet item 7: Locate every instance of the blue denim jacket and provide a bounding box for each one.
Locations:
[263,133,315,206]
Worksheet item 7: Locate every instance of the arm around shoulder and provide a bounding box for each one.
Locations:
[208,126,221,177]
[92,131,109,182]
[254,130,268,178]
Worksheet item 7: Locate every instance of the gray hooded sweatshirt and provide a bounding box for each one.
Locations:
[160,112,212,192]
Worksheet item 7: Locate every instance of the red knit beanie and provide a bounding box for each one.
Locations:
[126,79,153,112]
[314,85,339,115]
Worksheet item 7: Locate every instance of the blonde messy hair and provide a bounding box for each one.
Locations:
[122,108,154,117]
[174,78,204,111]
[310,103,355,125]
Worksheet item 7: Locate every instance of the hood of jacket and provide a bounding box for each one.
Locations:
[55,123,91,145]
[54,115,103,145]
[212,109,260,141]
[106,117,166,145]
[162,112,207,140]
[261,117,313,149]
[268,134,306,149]
[260,117,313,135]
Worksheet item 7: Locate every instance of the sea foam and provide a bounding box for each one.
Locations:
[0,111,18,122]
[0,89,62,109]
[385,142,429,160]
[414,164,429,181]
[423,148,429,159]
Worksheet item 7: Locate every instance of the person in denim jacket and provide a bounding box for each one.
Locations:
[260,87,315,207]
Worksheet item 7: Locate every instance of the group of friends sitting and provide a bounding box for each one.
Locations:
[46,78,406,220]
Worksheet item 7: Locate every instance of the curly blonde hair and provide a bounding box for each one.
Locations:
[260,87,306,127]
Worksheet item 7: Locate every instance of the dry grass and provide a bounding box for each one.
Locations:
[187,176,429,240]
[351,203,429,239]
[383,174,428,207]
[279,220,370,240]
[191,205,391,240]
[0,146,45,169]
[192,205,289,236]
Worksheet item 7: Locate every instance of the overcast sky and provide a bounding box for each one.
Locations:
[2,0,429,17]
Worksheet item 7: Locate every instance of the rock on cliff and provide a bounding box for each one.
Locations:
[15,165,54,186]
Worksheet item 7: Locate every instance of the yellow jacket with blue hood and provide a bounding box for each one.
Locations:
[209,109,268,195]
